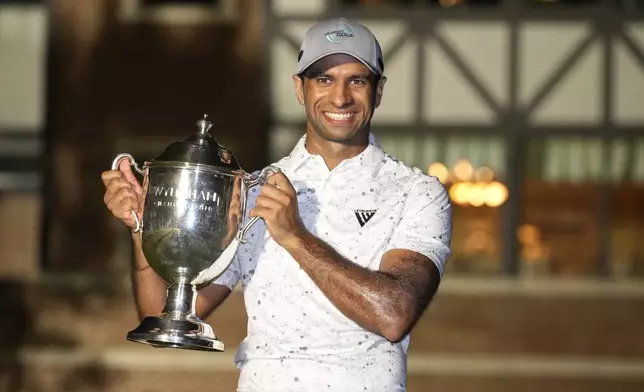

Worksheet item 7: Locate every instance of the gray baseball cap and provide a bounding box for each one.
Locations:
[296,18,384,76]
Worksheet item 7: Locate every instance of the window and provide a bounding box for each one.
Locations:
[522,140,601,277]
[521,137,644,278]
[610,139,644,279]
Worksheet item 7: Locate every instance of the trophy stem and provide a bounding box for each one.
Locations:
[162,280,198,320]
[125,278,225,351]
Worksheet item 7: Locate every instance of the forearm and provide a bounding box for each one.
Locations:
[284,233,420,341]
[131,233,167,320]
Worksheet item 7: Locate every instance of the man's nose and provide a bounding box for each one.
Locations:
[329,84,354,108]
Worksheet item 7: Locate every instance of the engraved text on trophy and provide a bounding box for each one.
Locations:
[150,185,222,212]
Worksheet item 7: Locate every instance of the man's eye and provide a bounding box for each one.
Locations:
[316,77,331,84]
[350,79,367,86]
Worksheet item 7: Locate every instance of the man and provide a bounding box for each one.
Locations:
[102,18,452,392]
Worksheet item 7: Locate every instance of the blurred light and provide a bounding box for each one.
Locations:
[448,180,508,208]
[468,183,486,207]
[437,159,508,208]
[453,159,474,182]
[474,166,495,183]
[483,181,508,207]
[449,182,470,205]
[428,162,449,184]
[517,224,540,246]
[464,230,490,253]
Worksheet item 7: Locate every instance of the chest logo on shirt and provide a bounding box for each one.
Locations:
[354,209,377,227]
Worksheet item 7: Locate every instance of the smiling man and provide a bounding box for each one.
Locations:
[102,17,452,392]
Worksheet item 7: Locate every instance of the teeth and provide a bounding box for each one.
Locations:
[324,112,354,121]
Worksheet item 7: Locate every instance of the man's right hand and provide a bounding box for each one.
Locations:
[101,159,147,230]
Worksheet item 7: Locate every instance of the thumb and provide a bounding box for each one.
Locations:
[119,159,144,196]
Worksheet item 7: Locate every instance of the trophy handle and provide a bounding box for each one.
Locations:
[236,165,281,243]
[111,153,146,233]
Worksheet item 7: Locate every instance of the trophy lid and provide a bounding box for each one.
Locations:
[151,114,241,172]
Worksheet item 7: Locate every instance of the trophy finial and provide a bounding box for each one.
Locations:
[197,114,213,135]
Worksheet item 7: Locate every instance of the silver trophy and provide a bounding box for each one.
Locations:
[110,115,279,352]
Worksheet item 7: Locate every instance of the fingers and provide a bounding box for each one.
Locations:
[249,205,272,219]
[231,176,242,200]
[104,177,132,200]
[249,194,281,220]
[259,184,292,206]
[251,172,295,215]
[106,189,140,227]
[110,186,140,208]
[102,167,145,229]
[101,170,124,187]
[254,193,284,211]
[119,159,143,196]
[229,200,242,218]
[106,187,139,212]
[101,165,144,198]
[247,171,305,246]
[266,172,296,196]
[249,192,292,221]
[228,177,243,216]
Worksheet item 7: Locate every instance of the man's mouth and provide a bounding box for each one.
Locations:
[323,111,355,122]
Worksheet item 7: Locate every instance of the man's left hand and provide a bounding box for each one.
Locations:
[249,172,308,249]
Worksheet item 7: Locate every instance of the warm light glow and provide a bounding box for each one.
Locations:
[428,162,449,184]
[453,159,473,182]
[483,181,508,207]
[449,182,470,205]
[448,180,508,208]
[517,224,549,264]
[523,246,549,262]
[475,166,495,183]
[468,183,486,207]
[464,230,490,253]
[517,224,540,246]
[433,159,508,208]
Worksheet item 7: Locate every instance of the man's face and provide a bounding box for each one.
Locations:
[293,55,386,144]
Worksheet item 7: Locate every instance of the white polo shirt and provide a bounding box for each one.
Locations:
[214,133,452,392]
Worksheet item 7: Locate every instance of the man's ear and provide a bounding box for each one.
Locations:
[374,76,387,108]
[293,74,305,105]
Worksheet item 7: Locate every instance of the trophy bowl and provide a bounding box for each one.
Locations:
[110,115,279,352]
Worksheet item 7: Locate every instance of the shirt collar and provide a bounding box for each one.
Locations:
[278,132,385,178]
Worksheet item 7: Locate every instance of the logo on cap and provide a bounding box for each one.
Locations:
[325,26,354,43]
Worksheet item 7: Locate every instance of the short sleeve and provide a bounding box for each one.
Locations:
[212,252,241,290]
[385,176,453,277]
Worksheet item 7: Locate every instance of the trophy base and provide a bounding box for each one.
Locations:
[126,316,225,352]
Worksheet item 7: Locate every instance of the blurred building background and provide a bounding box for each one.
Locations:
[1,0,643,391]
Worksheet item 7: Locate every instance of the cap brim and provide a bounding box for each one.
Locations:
[296,51,381,76]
